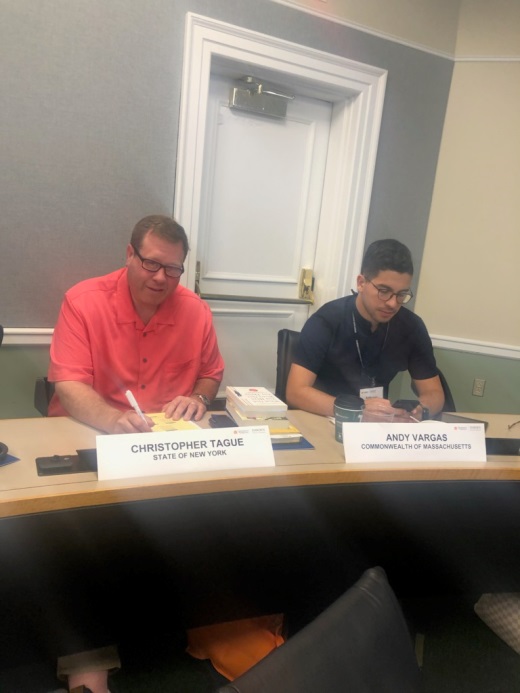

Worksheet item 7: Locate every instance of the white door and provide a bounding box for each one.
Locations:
[174,15,387,397]
[197,74,332,391]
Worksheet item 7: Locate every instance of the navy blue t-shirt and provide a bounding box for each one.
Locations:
[293,294,437,398]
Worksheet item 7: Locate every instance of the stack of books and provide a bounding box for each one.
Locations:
[225,386,302,444]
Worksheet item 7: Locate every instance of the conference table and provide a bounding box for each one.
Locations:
[1,410,520,664]
[1,410,520,519]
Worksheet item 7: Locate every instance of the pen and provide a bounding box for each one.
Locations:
[125,389,147,423]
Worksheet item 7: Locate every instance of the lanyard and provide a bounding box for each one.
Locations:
[352,312,389,386]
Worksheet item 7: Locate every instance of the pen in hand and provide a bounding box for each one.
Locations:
[125,389,148,424]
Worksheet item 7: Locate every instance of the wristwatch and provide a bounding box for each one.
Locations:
[420,404,430,420]
[192,393,211,408]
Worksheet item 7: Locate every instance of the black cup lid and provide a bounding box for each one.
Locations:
[334,394,364,408]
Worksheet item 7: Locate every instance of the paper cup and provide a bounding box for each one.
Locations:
[334,395,364,442]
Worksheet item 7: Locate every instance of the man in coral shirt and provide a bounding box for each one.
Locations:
[47,215,224,693]
[49,214,224,433]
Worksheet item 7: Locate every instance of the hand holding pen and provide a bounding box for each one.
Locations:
[123,390,153,432]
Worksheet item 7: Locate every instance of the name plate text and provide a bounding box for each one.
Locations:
[97,426,274,481]
[342,422,486,463]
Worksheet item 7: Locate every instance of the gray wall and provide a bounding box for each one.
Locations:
[0,0,454,417]
[1,0,453,328]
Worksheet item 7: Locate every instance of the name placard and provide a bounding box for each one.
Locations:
[342,422,487,463]
[96,426,275,481]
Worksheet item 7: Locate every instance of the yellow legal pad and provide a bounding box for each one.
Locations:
[148,412,201,433]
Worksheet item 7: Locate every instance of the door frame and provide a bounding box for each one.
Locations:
[174,12,387,309]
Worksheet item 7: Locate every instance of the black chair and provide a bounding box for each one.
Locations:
[437,369,456,411]
[412,369,456,413]
[275,329,300,405]
[34,376,55,416]
[217,566,421,693]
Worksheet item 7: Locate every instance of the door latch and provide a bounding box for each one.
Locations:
[299,268,315,304]
[195,260,201,296]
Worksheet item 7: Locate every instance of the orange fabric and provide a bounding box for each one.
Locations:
[186,614,285,681]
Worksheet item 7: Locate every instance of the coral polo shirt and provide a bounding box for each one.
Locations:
[48,268,224,416]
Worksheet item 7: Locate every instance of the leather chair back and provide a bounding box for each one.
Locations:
[275,329,300,405]
[34,376,55,417]
[437,369,456,412]
[218,566,421,693]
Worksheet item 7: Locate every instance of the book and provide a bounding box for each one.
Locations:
[226,402,302,444]
[226,402,300,432]
[225,386,288,417]
[270,433,304,445]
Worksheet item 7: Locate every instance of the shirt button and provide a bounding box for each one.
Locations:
[143,358,148,363]
[141,384,146,389]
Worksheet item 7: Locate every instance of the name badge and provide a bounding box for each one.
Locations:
[360,387,384,399]
[97,426,275,481]
[342,422,486,463]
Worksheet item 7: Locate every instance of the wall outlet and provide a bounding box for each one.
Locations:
[472,378,486,397]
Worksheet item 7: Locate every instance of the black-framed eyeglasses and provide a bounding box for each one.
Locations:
[131,244,184,279]
[366,278,413,304]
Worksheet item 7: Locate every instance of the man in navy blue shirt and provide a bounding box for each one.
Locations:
[286,239,444,420]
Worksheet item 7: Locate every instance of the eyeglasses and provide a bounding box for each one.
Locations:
[131,244,184,279]
[366,278,413,304]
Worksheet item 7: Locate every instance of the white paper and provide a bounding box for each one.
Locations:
[342,422,487,463]
[97,425,275,481]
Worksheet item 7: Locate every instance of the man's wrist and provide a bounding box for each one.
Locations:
[192,393,211,408]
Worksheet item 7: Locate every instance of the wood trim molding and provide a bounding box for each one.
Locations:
[3,327,520,361]
[432,335,520,360]
[174,12,387,310]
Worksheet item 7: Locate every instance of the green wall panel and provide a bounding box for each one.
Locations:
[1,345,517,420]
[434,348,519,415]
[395,348,519,415]
[0,346,50,419]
